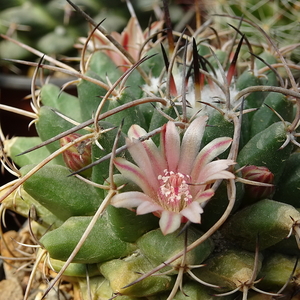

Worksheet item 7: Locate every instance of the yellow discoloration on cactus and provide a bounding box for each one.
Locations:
[232,268,255,287]
[277,205,300,230]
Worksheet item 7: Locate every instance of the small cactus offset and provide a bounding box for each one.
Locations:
[1,1,300,299]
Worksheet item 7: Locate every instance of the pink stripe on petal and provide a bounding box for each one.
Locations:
[111,191,147,208]
[205,170,235,182]
[128,124,167,176]
[191,137,232,179]
[194,188,215,204]
[139,139,167,177]
[159,210,181,235]
[160,124,167,162]
[161,121,180,172]
[128,124,147,139]
[126,139,160,191]
[136,200,162,215]
[180,201,203,223]
[196,159,235,183]
[143,144,167,177]
[114,157,156,198]
[178,116,208,174]
[120,17,144,60]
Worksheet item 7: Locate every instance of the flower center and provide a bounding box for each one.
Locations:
[157,169,193,212]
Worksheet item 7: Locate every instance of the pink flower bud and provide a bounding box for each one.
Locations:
[60,133,92,174]
[241,165,275,201]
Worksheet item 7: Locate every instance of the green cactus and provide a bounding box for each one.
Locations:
[1,1,300,300]
[211,0,300,48]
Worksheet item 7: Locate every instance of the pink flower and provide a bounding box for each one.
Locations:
[90,17,163,72]
[111,116,235,235]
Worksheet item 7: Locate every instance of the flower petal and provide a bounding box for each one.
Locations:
[128,124,167,176]
[191,137,232,179]
[136,200,162,215]
[197,159,235,184]
[111,191,149,208]
[159,210,181,235]
[180,201,203,223]
[143,20,164,39]
[126,138,160,191]
[160,122,180,172]
[120,17,144,61]
[205,170,235,182]
[114,157,157,198]
[128,123,148,139]
[178,115,208,174]
[194,188,215,204]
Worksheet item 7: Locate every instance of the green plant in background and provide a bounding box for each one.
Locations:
[211,0,300,46]
[0,0,184,73]
[1,0,300,299]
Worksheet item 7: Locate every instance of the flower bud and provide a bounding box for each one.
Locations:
[60,133,92,175]
[241,165,275,202]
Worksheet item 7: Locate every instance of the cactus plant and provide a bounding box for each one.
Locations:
[211,0,300,48]
[1,1,300,299]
